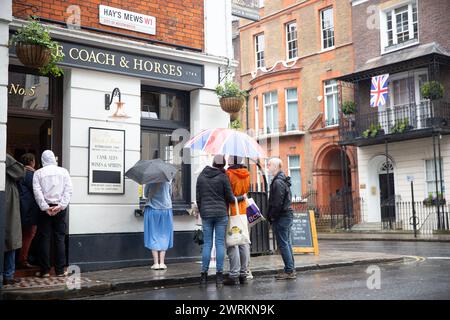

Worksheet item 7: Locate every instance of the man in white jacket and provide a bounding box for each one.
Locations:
[33,150,73,277]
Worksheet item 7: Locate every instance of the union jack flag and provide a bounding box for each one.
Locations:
[370,74,389,108]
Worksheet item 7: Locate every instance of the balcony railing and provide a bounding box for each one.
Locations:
[340,101,450,143]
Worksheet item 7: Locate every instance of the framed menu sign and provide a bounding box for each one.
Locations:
[88,127,125,194]
[292,210,319,255]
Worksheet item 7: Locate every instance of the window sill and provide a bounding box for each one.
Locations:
[320,46,335,53]
[381,40,419,55]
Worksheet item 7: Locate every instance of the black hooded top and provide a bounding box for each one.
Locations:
[196,166,243,218]
[268,171,293,221]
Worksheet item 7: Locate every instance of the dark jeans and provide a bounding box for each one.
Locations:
[37,209,67,274]
[201,216,229,273]
[272,214,295,273]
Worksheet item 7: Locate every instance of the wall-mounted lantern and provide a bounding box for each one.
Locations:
[105,87,121,111]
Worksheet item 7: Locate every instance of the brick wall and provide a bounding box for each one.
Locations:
[12,0,204,50]
[352,0,450,70]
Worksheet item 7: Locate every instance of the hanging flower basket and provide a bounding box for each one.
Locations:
[15,43,51,68]
[219,97,244,114]
[10,17,64,77]
[215,81,247,114]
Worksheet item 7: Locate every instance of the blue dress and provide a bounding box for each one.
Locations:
[143,182,173,251]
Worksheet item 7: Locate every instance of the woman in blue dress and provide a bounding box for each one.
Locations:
[144,181,173,270]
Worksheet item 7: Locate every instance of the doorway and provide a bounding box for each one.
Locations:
[6,66,63,276]
[379,171,396,227]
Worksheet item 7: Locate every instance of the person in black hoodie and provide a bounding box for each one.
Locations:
[196,155,246,287]
[267,157,296,280]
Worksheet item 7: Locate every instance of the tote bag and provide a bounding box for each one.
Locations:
[226,198,251,247]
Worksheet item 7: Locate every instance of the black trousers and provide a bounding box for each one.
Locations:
[37,208,67,274]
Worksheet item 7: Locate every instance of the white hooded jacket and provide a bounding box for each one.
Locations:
[33,150,73,211]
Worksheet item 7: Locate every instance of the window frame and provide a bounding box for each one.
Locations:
[263,91,278,134]
[424,158,445,198]
[285,21,298,60]
[320,7,335,51]
[287,155,302,201]
[380,1,419,54]
[285,88,299,131]
[324,80,339,127]
[254,96,259,136]
[140,85,191,211]
[255,33,265,69]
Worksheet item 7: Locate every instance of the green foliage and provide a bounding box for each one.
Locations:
[10,17,64,77]
[362,123,382,138]
[341,101,356,115]
[420,81,444,100]
[215,81,248,99]
[230,119,242,129]
[391,118,411,134]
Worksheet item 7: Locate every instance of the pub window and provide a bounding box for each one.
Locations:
[140,87,190,208]
[8,71,49,112]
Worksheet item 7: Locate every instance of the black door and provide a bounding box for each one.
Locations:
[379,173,396,226]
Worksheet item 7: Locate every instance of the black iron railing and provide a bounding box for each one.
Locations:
[340,101,450,143]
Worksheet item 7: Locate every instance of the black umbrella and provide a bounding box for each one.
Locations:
[125,159,177,184]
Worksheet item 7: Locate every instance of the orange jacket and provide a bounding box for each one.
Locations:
[226,167,250,216]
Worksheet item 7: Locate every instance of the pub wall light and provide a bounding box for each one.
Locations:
[105,87,121,110]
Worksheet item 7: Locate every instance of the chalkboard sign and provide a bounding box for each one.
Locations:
[292,210,319,255]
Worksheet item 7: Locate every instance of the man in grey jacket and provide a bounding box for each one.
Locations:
[33,150,73,277]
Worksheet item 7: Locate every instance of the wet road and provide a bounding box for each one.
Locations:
[91,241,450,300]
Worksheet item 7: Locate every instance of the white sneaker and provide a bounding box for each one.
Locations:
[159,263,167,270]
[151,264,160,270]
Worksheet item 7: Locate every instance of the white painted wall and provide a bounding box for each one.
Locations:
[65,68,142,235]
[357,136,450,222]
[204,0,233,59]
[0,0,12,194]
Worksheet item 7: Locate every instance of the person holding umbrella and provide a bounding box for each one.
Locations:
[125,159,178,271]
[196,155,247,287]
[143,181,173,270]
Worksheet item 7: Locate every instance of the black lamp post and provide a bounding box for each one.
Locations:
[105,88,121,110]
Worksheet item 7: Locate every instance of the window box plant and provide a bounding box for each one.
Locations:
[215,81,247,114]
[362,123,383,138]
[341,101,356,116]
[391,118,413,134]
[10,17,64,77]
[423,193,446,207]
[420,81,444,100]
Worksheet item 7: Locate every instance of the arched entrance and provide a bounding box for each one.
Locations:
[314,145,352,207]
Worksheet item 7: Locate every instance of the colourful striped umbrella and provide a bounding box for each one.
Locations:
[184,128,267,159]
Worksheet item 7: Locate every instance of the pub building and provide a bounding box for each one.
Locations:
[0,0,236,274]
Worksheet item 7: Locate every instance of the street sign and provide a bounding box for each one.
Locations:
[407,175,415,182]
[232,0,260,21]
[292,210,319,255]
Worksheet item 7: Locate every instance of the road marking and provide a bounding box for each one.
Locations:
[403,256,426,263]
[425,257,450,260]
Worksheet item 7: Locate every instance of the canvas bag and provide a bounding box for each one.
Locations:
[226,197,251,247]
[246,197,266,227]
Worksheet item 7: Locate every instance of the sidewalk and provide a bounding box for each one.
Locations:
[0,249,408,300]
[318,231,450,242]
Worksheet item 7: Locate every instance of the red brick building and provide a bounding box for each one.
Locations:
[239,0,358,211]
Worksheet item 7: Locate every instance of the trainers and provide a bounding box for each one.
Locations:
[200,272,208,286]
[159,264,167,270]
[35,271,50,278]
[239,275,248,284]
[56,271,68,278]
[216,272,224,287]
[150,264,160,270]
[276,272,296,280]
[223,276,240,286]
